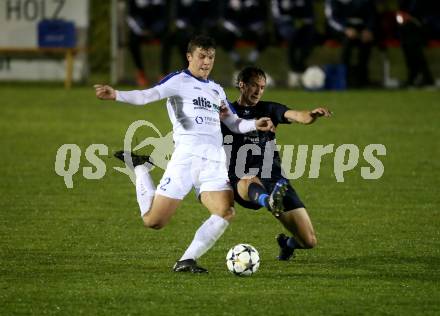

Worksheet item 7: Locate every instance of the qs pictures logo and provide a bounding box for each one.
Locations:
[54,120,173,188]
[54,121,387,188]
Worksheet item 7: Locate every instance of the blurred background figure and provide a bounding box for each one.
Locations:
[216,0,273,85]
[325,0,377,88]
[161,0,221,77]
[397,0,440,87]
[271,0,316,88]
[126,0,168,87]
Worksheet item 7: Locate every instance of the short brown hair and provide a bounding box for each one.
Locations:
[236,66,266,88]
[187,35,216,53]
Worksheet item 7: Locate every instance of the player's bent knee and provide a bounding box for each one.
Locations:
[143,219,165,230]
[303,234,317,249]
[222,207,236,222]
[214,206,235,222]
[142,215,167,230]
[144,222,164,230]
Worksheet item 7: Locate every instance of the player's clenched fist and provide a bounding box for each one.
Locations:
[256,117,275,132]
[94,84,116,100]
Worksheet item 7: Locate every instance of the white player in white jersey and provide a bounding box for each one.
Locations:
[94,35,274,273]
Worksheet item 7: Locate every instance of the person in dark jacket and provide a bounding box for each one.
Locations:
[397,0,440,87]
[126,0,168,87]
[272,0,317,88]
[325,0,377,87]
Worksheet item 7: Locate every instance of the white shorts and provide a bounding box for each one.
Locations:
[156,148,231,200]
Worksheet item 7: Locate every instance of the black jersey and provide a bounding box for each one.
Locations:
[221,100,290,182]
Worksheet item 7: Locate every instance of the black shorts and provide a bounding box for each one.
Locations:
[230,177,305,212]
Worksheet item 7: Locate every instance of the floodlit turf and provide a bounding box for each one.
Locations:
[0,85,439,315]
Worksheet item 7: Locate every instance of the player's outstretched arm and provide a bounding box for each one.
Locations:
[94,84,162,106]
[94,84,116,100]
[284,107,332,124]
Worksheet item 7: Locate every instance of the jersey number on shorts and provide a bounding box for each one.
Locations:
[160,177,171,191]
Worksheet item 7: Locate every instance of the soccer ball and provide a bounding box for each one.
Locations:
[226,244,260,276]
[301,66,326,90]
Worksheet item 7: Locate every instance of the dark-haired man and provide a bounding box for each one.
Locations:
[94,36,275,273]
[221,66,331,260]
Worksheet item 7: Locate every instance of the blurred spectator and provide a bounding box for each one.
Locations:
[325,0,377,87]
[271,0,316,88]
[397,0,440,87]
[161,0,221,77]
[216,0,273,85]
[126,0,168,87]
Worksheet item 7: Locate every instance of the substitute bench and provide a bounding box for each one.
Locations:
[0,47,79,89]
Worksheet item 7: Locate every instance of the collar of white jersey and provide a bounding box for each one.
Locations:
[183,69,210,83]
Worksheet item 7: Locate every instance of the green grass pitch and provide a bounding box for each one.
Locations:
[0,85,439,315]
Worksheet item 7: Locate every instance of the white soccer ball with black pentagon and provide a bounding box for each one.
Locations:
[226,244,260,276]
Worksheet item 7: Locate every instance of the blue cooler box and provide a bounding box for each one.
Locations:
[324,64,347,90]
[38,19,76,48]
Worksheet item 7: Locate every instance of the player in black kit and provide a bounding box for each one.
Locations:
[221,66,331,260]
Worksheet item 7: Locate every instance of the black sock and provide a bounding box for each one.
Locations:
[248,183,269,208]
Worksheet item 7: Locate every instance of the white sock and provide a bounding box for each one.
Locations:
[180,215,229,261]
[134,165,155,217]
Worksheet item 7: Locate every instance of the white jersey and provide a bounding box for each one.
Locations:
[156,70,228,149]
[116,69,256,160]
